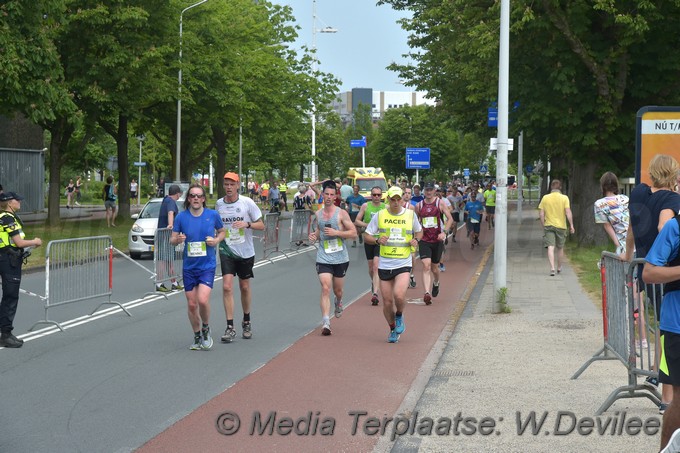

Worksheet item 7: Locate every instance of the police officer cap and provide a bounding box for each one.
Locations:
[0,192,24,202]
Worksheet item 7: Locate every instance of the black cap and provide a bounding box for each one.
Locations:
[423,181,435,189]
[0,191,23,202]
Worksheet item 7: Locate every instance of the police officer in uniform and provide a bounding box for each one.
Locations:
[0,192,42,348]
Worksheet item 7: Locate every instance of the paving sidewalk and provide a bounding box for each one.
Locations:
[387,207,661,452]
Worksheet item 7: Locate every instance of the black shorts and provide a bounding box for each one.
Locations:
[349,212,359,223]
[364,243,381,260]
[659,330,680,386]
[220,254,255,280]
[378,266,411,281]
[418,241,444,264]
[485,206,495,215]
[316,262,349,278]
[452,212,460,223]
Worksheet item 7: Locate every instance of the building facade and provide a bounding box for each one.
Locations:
[331,88,436,124]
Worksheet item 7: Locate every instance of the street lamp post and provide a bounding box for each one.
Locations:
[176,0,209,183]
[136,135,145,206]
[310,0,337,183]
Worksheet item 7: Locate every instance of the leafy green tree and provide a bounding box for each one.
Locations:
[380,0,680,244]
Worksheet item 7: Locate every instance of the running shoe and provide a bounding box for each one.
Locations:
[201,326,213,350]
[388,329,399,343]
[660,402,669,415]
[156,284,170,293]
[371,293,379,306]
[452,235,456,243]
[334,298,344,318]
[322,321,332,336]
[242,321,253,339]
[189,335,202,350]
[409,275,417,288]
[644,376,659,389]
[432,282,440,298]
[424,292,432,305]
[172,283,184,291]
[221,326,236,343]
[395,315,405,334]
[475,237,480,245]
[439,263,446,272]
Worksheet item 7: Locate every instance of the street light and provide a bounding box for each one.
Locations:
[136,134,145,206]
[176,0,209,183]
[310,0,337,183]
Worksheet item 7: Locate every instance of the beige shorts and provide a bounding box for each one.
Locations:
[543,226,566,248]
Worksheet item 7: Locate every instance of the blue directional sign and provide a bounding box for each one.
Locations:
[133,162,147,167]
[526,164,534,174]
[405,147,431,169]
[350,135,367,148]
[463,168,470,177]
[479,164,488,174]
[487,108,498,127]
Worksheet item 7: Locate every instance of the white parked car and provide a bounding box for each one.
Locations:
[128,197,185,259]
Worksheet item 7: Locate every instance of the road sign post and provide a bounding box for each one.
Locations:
[406,148,430,185]
[350,136,367,167]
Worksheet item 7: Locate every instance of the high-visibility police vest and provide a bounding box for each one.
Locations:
[0,211,24,250]
[278,183,287,193]
[377,208,414,259]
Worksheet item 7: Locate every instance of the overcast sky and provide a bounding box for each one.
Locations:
[273,0,414,92]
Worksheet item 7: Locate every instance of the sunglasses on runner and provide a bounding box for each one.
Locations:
[188,193,204,199]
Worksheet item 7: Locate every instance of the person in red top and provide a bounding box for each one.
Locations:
[415,181,453,305]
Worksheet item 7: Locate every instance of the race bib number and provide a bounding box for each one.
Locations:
[227,227,245,245]
[389,228,405,243]
[323,238,343,253]
[422,216,438,228]
[470,218,480,224]
[187,241,207,257]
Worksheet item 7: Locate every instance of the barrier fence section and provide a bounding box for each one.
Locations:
[154,228,184,288]
[290,209,313,246]
[572,252,661,414]
[262,212,287,260]
[30,235,131,332]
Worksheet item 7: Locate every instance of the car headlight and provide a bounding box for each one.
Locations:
[131,224,144,233]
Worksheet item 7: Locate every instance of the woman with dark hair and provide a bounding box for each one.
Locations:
[593,171,629,255]
[171,183,225,350]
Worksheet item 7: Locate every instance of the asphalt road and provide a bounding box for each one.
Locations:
[1,217,379,452]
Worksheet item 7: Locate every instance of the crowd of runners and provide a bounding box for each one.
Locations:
[167,173,499,349]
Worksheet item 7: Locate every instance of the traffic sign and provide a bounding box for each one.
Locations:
[350,135,367,148]
[526,164,534,174]
[489,138,514,150]
[405,148,431,169]
[488,108,498,127]
[463,168,470,177]
[133,162,146,167]
[479,164,488,174]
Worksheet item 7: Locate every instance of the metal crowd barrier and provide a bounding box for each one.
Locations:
[29,236,131,332]
[153,228,184,290]
[572,252,661,414]
[262,212,287,260]
[290,209,313,246]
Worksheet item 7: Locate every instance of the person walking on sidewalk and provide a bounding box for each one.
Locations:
[215,172,264,344]
[156,184,183,292]
[65,179,75,209]
[0,192,42,348]
[75,176,82,206]
[415,181,452,305]
[308,180,357,336]
[364,186,422,343]
[626,154,680,414]
[171,184,225,351]
[355,186,386,306]
[538,179,575,276]
[103,175,118,227]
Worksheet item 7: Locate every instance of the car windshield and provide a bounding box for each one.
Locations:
[138,200,184,219]
[357,178,387,192]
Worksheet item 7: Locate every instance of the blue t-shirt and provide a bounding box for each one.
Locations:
[345,194,366,213]
[645,218,680,333]
[173,208,224,271]
[465,200,483,222]
[410,195,424,205]
[158,196,179,229]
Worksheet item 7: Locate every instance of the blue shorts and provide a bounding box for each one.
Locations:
[183,268,215,291]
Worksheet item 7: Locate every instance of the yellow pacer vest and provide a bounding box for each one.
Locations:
[377,208,414,259]
[0,211,24,250]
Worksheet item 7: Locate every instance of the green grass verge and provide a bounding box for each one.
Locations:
[565,240,616,306]
[23,216,134,270]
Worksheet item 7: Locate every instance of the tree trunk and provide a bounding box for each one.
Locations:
[115,114,130,219]
[212,126,227,199]
[46,118,74,226]
[567,159,608,246]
